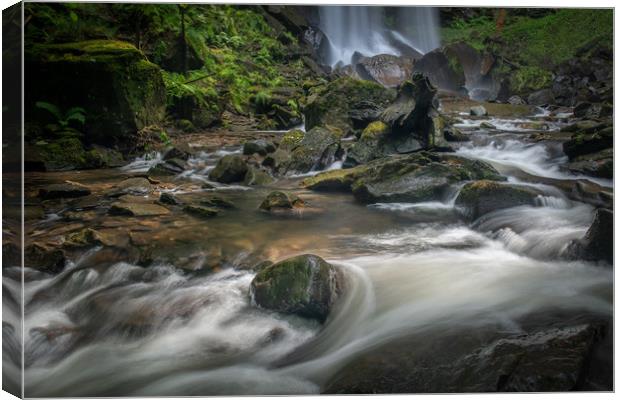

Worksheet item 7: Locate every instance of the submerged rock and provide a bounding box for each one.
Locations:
[566,208,613,265]
[250,254,343,322]
[24,243,66,274]
[259,191,304,212]
[455,180,544,220]
[183,204,219,219]
[159,192,179,205]
[39,182,91,199]
[208,155,248,183]
[109,177,152,197]
[109,202,170,217]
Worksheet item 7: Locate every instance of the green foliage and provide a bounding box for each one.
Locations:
[442,9,613,68]
[509,66,553,94]
[35,101,86,137]
[159,130,171,146]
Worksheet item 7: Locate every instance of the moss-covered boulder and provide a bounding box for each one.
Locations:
[285,126,342,174]
[346,121,391,165]
[249,254,343,322]
[244,166,274,186]
[243,139,276,156]
[455,180,544,220]
[26,40,166,148]
[209,155,249,183]
[303,152,503,204]
[304,76,395,135]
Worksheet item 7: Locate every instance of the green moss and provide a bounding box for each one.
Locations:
[361,121,389,140]
[279,129,305,150]
[35,137,87,170]
[442,9,612,69]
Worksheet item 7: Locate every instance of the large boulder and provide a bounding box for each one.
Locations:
[250,254,343,322]
[455,180,544,220]
[303,76,395,135]
[208,155,249,183]
[325,321,608,393]
[259,191,305,213]
[303,152,504,204]
[354,54,415,87]
[566,208,613,265]
[25,40,166,148]
[379,74,441,149]
[39,182,91,199]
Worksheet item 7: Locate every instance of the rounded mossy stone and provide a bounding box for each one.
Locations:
[208,155,248,183]
[455,180,543,220]
[361,121,390,141]
[250,254,343,322]
[259,191,304,211]
[279,129,305,151]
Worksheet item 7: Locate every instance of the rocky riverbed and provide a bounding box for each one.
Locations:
[3,89,613,395]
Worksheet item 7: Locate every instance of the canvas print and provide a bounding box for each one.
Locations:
[2,2,614,397]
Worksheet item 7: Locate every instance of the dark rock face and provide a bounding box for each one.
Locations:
[354,54,415,88]
[304,152,504,204]
[24,243,66,274]
[25,40,166,148]
[562,122,612,179]
[303,76,395,135]
[413,47,466,94]
[148,159,186,176]
[325,321,608,393]
[39,182,91,199]
[527,88,556,106]
[567,208,613,265]
[208,155,249,183]
[455,180,544,220]
[250,254,343,322]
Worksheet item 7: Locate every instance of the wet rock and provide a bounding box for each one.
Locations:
[262,148,292,172]
[304,76,395,135]
[208,155,249,183]
[305,152,503,204]
[183,204,219,218]
[148,159,186,176]
[566,148,613,179]
[469,105,488,116]
[63,228,102,248]
[250,254,343,322]
[243,139,276,156]
[412,47,466,93]
[162,145,191,161]
[379,74,439,149]
[455,180,544,220]
[109,202,170,217]
[243,166,274,186]
[159,192,179,205]
[39,182,91,199]
[573,102,613,120]
[346,121,391,165]
[507,95,526,105]
[443,126,470,142]
[566,208,612,265]
[259,191,304,212]
[354,54,414,87]
[85,145,125,168]
[563,125,612,160]
[527,89,556,106]
[109,177,152,197]
[325,321,607,393]
[285,126,342,174]
[200,196,235,209]
[479,121,496,129]
[24,243,66,274]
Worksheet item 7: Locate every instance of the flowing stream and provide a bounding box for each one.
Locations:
[3,109,612,396]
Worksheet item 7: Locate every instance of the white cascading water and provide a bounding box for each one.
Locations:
[319,6,440,66]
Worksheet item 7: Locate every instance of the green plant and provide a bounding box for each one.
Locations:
[159,130,171,146]
[35,101,86,137]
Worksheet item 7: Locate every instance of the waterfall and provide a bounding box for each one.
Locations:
[318,6,440,67]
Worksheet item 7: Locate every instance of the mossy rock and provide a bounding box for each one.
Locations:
[33,138,88,171]
[259,191,304,211]
[285,126,342,174]
[26,40,166,148]
[455,180,544,220]
[244,166,274,186]
[304,76,395,135]
[361,121,390,140]
[208,155,248,183]
[250,254,343,322]
[279,129,305,151]
[305,152,504,204]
